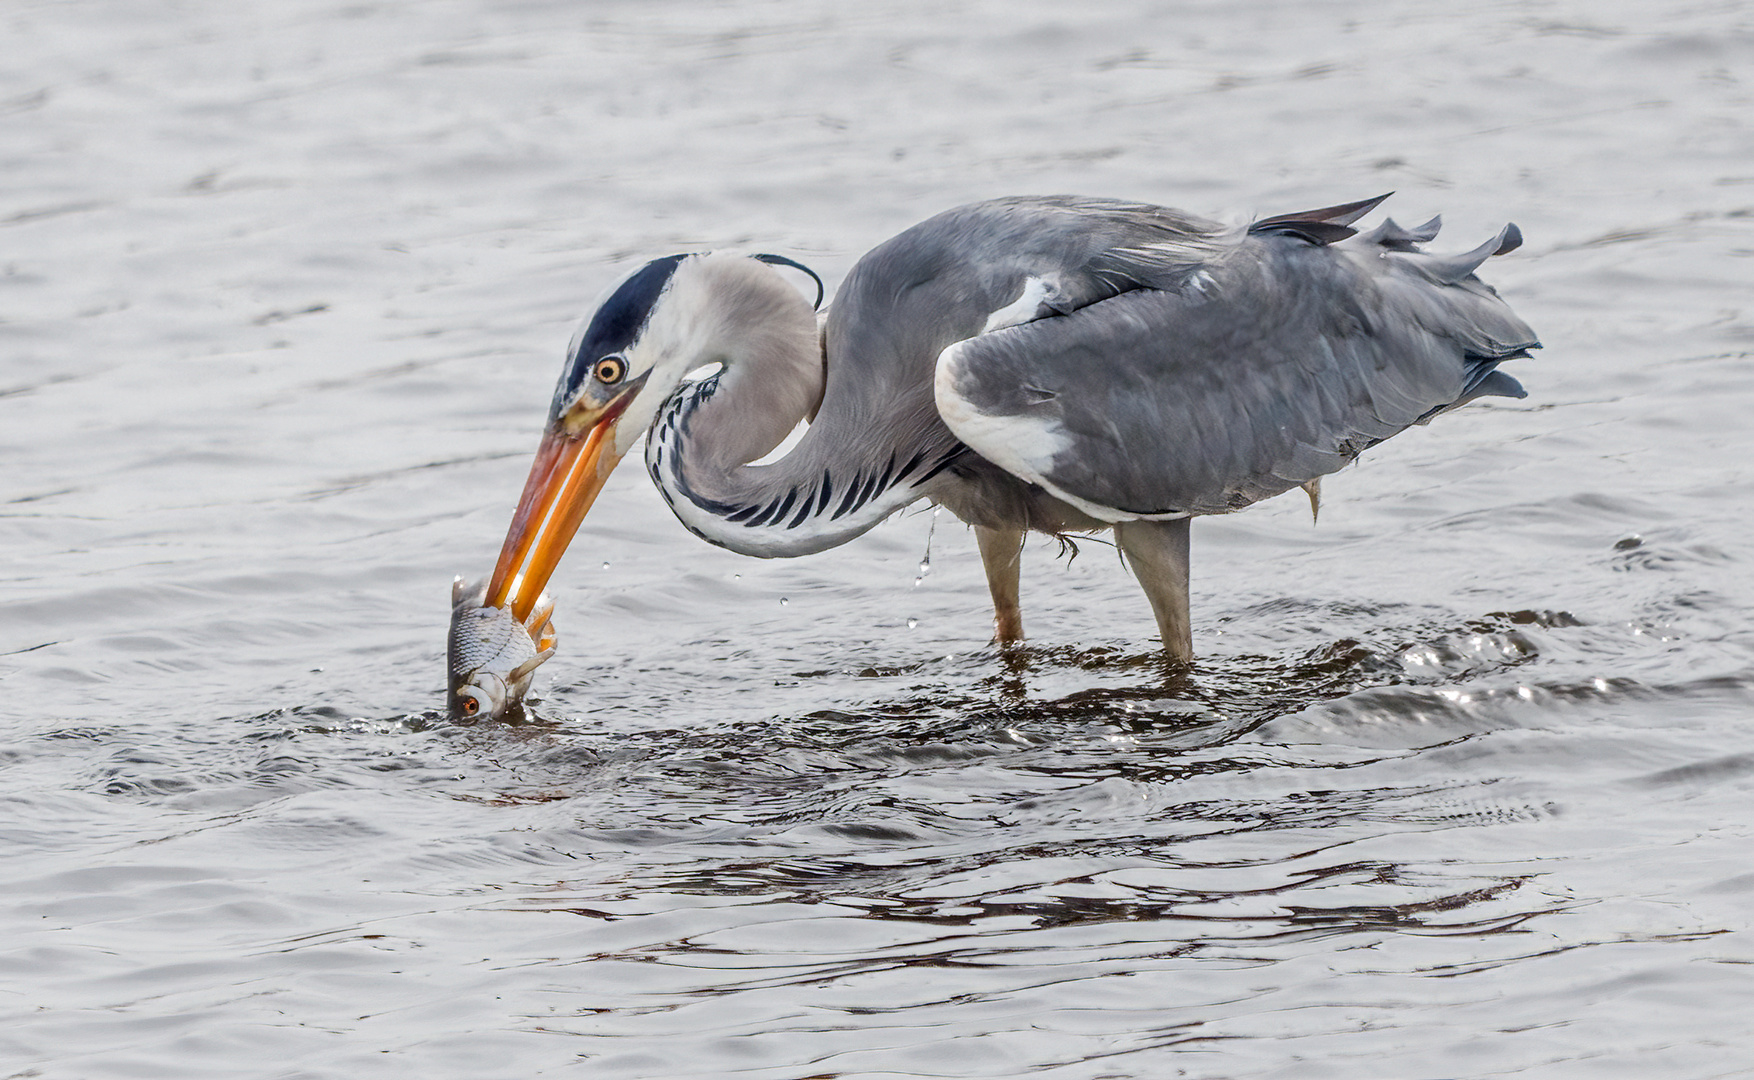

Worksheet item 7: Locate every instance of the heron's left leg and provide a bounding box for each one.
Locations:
[974,524,1025,643]
[1114,517,1193,663]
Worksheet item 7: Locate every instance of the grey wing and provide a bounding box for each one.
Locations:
[933,226,1539,522]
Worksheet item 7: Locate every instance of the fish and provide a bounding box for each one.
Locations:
[447,576,557,721]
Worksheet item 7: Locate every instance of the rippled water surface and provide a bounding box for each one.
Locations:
[6,1,1754,1076]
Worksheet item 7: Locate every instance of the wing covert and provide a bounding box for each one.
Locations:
[933,231,1536,522]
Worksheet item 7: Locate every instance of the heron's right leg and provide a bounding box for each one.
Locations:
[974,524,1025,643]
[1114,517,1193,663]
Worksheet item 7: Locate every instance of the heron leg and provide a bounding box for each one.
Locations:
[974,525,1025,643]
[1114,518,1194,663]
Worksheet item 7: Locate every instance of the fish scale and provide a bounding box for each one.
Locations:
[447,577,555,720]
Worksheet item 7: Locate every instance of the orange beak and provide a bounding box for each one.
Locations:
[484,419,626,623]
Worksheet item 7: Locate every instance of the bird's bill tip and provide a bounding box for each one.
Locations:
[484,419,625,620]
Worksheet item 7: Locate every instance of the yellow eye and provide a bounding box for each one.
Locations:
[594,356,626,384]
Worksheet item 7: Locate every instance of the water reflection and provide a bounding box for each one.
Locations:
[419,617,1625,977]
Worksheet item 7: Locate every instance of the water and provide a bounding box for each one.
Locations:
[5,0,1754,1076]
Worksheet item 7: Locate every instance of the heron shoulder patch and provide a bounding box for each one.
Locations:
[934,336,1081,500]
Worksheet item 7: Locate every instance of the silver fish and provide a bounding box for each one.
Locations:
[447,577,557,721]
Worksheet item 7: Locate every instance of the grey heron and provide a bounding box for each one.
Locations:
[481,194,1537,663]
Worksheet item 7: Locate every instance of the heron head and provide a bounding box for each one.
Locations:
[549,251,823,452]
[547,255,687,442]
[481,254,690,618]
[481,252,822,619]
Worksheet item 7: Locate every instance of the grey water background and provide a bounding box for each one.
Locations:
[5,0,1754,1076]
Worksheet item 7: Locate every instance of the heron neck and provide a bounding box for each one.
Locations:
[642,260,958,558]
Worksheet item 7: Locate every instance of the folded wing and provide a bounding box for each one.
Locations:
[933,211,1538,522]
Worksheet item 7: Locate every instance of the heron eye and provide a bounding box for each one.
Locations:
[593,356,626,385]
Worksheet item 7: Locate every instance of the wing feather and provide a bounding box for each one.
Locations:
[934,227,1537,521]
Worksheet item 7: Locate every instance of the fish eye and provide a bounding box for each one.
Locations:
[459,691,482,717]
[593,356,626,385]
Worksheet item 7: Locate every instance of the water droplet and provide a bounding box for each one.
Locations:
[733,574,740,580]
[906,617,918,629]
[779,597,789,606]
[602,561,611,570]
[914,506,940,588]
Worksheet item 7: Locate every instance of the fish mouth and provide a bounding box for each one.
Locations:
[484,402,633,622]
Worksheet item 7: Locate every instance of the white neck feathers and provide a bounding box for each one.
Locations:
[635,255,952,557]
